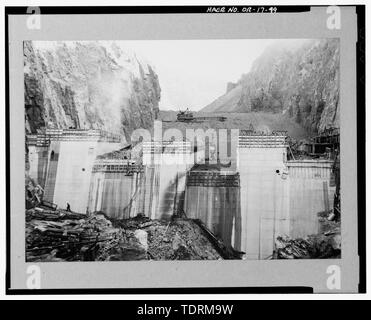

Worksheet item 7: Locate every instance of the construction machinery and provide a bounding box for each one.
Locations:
[177,109,195,122]
[176,109,227,122]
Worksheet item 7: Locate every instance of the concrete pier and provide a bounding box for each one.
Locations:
[142,141,193,220]
[86,141,193,220]
[27,129,122,213]
[27,129,336,260]
[237,134,335,259]
[238,135,289,259]
[184,171,241,250]
[87,160,143,219]
[286,160,335,238]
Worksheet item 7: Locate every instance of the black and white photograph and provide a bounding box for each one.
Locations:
[24,38,341,262]
[5,4,364,294]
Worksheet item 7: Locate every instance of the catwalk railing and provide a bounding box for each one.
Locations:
[92,159,143,173]
[238,135,287,148]
[26,128,121,144]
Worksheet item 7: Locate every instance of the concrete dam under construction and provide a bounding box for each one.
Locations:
[26,127,337,260]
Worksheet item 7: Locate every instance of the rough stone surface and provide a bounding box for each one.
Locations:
[202,39,340,133]
[24,41,161,141]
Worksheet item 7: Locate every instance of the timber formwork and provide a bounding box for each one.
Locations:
[92,159,143,173]
[186,171,240,187]
[238,135,287,148]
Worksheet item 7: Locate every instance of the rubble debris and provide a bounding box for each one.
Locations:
[275,235,341,259]
[25,174,44,209]
[26,209,118,262]
[134,229,148,251]
[26,208,86,221]
[275,236,312,259]
[274,212,341,259]
[115,215,227,260]
[26,208,234,262]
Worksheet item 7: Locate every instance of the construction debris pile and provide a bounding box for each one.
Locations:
[114,215,225,260]
[25,174,44,209]
[26,209,119,261]
[26,207,232,262]
[274,212,341,259]
[287,127,340,161]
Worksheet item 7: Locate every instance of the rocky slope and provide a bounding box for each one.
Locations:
[24,41,161,141]
[202,39,340,133]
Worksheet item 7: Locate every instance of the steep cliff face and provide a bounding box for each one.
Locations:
[24,41,161,141]
[202,39,339,133]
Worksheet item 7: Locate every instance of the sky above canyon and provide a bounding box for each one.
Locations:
[118,39,305,111]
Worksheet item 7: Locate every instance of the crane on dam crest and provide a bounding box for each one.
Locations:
[176,109,227,122]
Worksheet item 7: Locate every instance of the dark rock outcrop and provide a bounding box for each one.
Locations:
[24,41,161,141]
[202,39,340,134]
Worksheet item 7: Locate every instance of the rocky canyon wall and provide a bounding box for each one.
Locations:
[202,39,340,134]
[24,41,161,142]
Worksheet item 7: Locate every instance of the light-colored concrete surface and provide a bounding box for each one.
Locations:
[287,160,335,238]
[238,143,335,259]
[185,184,241,249]
[238,146,289,259]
